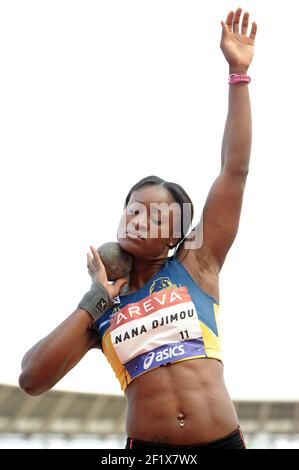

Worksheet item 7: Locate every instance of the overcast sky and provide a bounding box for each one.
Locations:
[1,0,298,401]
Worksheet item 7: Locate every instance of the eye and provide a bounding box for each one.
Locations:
[151,212,162,225]
[152,218,162,225]
[127,207,139,215]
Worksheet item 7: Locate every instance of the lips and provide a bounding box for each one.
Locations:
[126,231,144,240]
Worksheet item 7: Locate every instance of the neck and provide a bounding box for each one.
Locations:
[128,255,169,291]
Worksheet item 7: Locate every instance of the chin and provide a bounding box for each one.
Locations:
[117,235,143,257]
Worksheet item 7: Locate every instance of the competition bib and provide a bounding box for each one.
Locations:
[109,286,205,378]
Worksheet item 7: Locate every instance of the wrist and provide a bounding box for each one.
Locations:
[77,282,114,322]
[229,65,249,75]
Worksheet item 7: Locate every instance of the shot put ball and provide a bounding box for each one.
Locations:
[97,242,133,282]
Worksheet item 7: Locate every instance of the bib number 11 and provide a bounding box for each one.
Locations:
[179,330,189,340]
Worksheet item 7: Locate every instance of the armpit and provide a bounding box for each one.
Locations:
[88,323,102,350]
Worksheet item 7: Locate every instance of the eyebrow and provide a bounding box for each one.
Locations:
[131,198,146,204]
[130,199,164,213]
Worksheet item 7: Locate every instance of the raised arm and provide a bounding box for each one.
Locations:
[178,8,257,272]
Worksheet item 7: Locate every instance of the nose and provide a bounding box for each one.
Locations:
[128,212,147,237]
[134,217,147,234]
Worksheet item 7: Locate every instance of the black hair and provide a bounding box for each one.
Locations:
[124,175,194,255]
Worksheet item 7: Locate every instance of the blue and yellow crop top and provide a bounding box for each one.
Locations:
[94,255,222,392]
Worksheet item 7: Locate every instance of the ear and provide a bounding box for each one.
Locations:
[168,238,180,249]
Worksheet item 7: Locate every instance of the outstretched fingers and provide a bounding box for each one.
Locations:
[232,7,242,34]
[241,11,249,35]
[225,10,234,32]
[249,22,257,41]
[224,8,257,41]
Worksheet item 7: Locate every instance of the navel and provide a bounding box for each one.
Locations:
[177,411,185,428]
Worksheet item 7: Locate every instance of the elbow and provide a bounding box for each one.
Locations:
[18,371,50,396]
[18,372,39,396]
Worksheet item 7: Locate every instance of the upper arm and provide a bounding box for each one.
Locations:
[178,169,248,272]
[19,324,102,396]
[54,328,101,384]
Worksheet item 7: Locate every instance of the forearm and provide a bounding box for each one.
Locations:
[19,273,116,394]
[221,65,252,174]
[19,308,92,388]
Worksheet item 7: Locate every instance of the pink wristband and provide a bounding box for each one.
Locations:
[228,73,251,85]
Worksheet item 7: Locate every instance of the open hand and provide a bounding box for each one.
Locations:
[220,8,257,71]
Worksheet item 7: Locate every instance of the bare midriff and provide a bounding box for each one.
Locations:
[125,357,239,445]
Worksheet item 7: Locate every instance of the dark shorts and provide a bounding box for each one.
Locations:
[125,425,246,450]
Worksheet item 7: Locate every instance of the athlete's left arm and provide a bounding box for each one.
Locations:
[196,74,251,272]
[178,9,257,273]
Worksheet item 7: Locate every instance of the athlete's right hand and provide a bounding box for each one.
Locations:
[86,245,128,299]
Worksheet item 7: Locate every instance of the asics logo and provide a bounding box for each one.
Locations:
[143,352,155,370]
[143,345,185,370]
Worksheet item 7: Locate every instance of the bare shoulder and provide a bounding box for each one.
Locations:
[175,241,220,304]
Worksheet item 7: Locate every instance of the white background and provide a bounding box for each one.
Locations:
[1,0,298,400]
